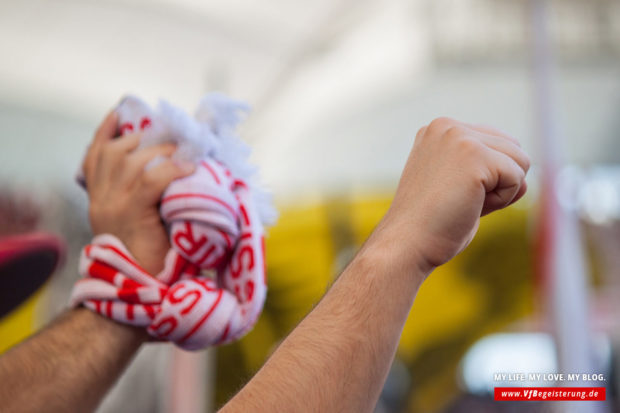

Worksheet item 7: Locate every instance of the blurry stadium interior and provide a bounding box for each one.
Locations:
[1,0,620,411]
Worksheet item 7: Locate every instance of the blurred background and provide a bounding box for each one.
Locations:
[0,0,619,411]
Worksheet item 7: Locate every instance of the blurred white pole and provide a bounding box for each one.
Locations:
[529,0,606,412]
[165,348,214,413]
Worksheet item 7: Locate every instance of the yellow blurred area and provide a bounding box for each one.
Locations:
[216,195,534,411]
[0,290,42,354]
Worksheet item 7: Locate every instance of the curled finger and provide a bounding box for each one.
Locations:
[480,149,526,216]
[140,158,196,203]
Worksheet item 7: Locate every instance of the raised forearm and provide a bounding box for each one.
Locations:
[0,308,147,413]
[0,236,162,413]
[221,227,428,412]
[0,109,198,413]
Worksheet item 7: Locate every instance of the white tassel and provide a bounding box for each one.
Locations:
[115,93,277,226]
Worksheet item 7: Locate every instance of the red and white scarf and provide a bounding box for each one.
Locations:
[71,95,273,350]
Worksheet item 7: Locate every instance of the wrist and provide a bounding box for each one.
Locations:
[73,307,150,345]
[360,219,434,285]
[124,238,169,274]
[356,227,433,285]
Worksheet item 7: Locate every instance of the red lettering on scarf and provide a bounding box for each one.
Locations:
[171,254,188,281]
[140,117,152,130]
[151,316,178,337]
[119,122,134,135]
[178,289,223,344]
[167,283,203,315]
[194,278,217,292]
[245,280,255,302]
[143,304,157,320]
[230,245,254,279]
[217,322,231,344]
[233,179,247,189]
[174,222,207,256]
[239,204,250,226]
[196,245,216,267]
[219,229,232,249]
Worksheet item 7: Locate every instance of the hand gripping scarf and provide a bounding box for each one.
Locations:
[70,94,276,350]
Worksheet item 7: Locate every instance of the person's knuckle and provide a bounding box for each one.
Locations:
[501,132,520,145]
[474,164,492,184]
[508,136,521,147]
[428,117,453,133]
[516,163,526,180]
[455,135,483,157]
[445,125,468,140]
[415,126,427,140]
[522,153,531,171]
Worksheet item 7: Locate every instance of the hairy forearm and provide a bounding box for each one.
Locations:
[221,226,429,412]
[0,308,147,413]
[0,237,166,413]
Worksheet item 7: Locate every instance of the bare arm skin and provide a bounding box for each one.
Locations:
[220,231,426,413]
[220,118,530,412]
[0,309,147,413]
[0,111,195,413]
[0,115,529,413]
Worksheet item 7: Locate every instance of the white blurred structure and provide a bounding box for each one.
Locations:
[1,0,620,197]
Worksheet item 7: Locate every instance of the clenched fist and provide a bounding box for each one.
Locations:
[378,117,530,275]
[83,111,196,273]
